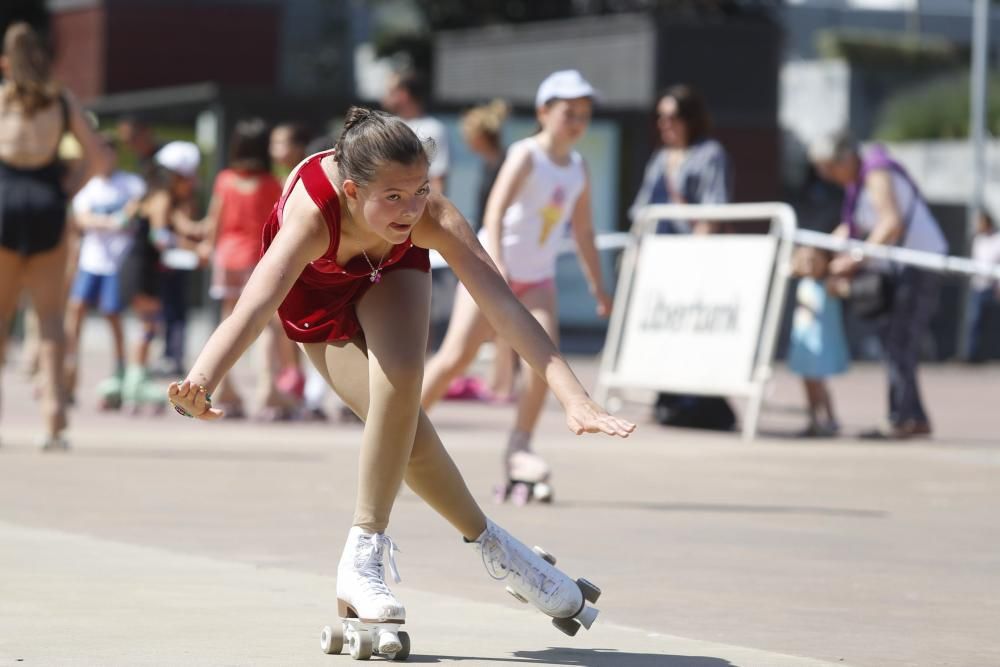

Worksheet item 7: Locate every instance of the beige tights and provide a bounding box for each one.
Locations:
[301,268,486,541]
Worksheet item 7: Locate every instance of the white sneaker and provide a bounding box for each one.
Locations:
[471,519,587,620]
[336,526,405,624]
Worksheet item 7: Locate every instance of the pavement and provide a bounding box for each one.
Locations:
[1,315,999,666]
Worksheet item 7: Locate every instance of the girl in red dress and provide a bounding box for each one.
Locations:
[168,107,633,655]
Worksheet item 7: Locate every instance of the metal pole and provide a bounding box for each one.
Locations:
[961,0,990,360]
[970,0,989,226]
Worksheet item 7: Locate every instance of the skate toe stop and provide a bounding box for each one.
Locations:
[576,605,599,630]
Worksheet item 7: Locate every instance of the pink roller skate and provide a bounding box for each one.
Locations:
[494,431,553,505]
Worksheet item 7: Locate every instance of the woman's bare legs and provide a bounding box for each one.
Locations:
[301,270,486,540]
[0,247,23,434]
[420,282,495,410]
[1,242,71,439]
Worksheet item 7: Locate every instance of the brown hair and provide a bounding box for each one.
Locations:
[273,122,311,148]
[660,84,711,145]
[228,117,271,173]
[333,106,429,186]
[461,99,508,150]
[2,22,58,115]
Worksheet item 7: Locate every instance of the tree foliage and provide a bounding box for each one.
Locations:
[875,72,1000,141]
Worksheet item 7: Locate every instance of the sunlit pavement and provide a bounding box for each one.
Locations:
[1,315,998,666]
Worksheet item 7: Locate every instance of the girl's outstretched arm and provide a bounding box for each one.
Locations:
[414,196,635,438]
[569,164,612,317]
[168,192,329,419]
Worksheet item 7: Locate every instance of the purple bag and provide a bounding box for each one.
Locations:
[841,144,921,240]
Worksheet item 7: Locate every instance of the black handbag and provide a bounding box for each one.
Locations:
[847,271,896,320]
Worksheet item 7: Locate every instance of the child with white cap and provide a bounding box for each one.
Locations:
[421,70,613,504]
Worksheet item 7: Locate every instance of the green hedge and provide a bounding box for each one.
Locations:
[816,28,965,70]
[874,72,1000,141]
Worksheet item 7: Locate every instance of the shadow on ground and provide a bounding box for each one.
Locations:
[556,499,885,518]
[404,647,732,665]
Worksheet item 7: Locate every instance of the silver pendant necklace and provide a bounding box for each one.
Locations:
[361,245,390,283]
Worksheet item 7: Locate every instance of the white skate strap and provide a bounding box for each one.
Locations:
[375,534,402,584]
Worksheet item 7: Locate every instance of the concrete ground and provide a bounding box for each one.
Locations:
[1,317,999,666]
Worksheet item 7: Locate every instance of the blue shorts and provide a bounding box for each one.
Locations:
[70,270,124,314]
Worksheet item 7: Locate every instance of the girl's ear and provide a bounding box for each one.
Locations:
[342,179,359,200]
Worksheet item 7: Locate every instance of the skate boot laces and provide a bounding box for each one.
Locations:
[355,533,402,602]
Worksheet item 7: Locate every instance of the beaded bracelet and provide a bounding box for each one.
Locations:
[171,384,213,418]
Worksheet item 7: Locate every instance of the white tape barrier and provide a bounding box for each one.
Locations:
[428,232,631,270]
[430,221,998,282]
[792,228,1000,281]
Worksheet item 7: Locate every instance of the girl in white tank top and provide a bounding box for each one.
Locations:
[422,70,612,504]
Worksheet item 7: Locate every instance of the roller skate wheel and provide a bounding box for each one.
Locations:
[348,626,373,660]
[509,482,531,506]
[320,624,343,654]
[532,482,554,503]
[577,577,602,604]
[552,616,581,636]
[377,629,402,656]
[575,604,600,630]
[388,630,410,661]
[493,483,509,504]
[505,585,529,604]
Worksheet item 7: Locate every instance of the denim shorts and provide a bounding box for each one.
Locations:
[70,270,124,314]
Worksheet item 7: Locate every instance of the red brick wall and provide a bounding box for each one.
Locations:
[51,7,106,102]
[104,4,279,93]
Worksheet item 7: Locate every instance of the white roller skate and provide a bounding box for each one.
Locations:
[494,431,553,505]
[470,518,601,636]
[320,526,410,661]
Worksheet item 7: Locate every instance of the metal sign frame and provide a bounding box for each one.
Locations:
[595,203,798,442]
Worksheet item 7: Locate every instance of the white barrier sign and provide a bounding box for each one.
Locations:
[614,235,778,395]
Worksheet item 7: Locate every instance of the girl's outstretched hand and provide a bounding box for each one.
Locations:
[565,397,636,437]
[167,380,224,420]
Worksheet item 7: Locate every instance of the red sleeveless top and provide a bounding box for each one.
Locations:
[261,150,431,343]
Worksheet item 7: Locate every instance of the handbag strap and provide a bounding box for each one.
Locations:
[842,144,921,246]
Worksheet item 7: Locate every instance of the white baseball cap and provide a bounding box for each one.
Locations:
[535,70,598,108]
[155,141,201,178]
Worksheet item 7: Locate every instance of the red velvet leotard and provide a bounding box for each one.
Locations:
[260,150,431,343]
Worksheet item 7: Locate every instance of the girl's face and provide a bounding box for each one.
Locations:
[171,173,196,200]
[657,96,688,148]
[538,97,591,144]
[793,247,830,279]
[269,128,302,169]
[346,160,430,244]
[463,129,493,159]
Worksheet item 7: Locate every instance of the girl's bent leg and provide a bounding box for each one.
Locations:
[512,284,558,434]
[302,329,487,539]
[352,269,432,533]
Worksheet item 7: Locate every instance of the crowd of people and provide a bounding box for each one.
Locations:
[3,16,996,653]
[0,16,991,459]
